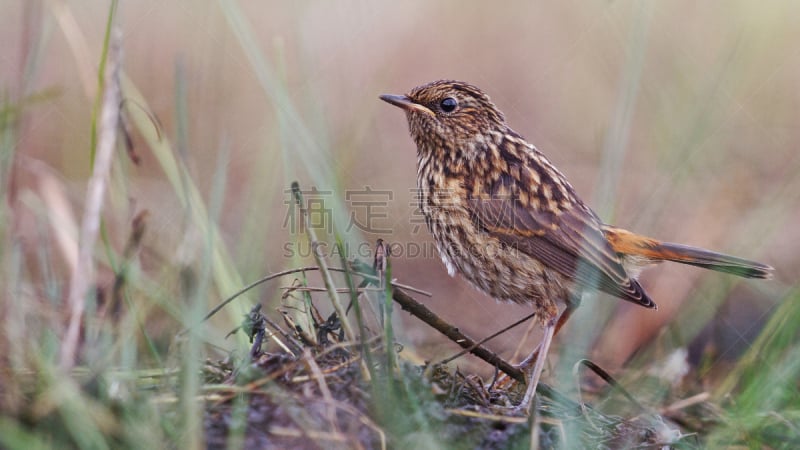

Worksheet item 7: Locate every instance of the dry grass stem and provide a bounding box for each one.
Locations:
[61,27,122,370]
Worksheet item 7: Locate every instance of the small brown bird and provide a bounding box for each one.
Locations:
[380,80,772,413]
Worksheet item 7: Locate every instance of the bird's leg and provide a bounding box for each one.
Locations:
[515,298,581,371]
[489,295,582,413]
[512,294,582,414]
[517,318,555,414]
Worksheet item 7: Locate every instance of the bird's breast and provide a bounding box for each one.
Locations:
[415,159,564,311]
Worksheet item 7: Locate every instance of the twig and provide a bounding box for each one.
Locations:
[280,286,399,294]
[661,392,710,414]
[573,359,648,414]
[392,286,520,378]
[280,310,316,347]
[390,286,575,407]
[188,265,430,333]
[267,426,348,443]
[445,408,528,424]
[262,314,304,354]
[192,266,321,329]
[301,349,339,434]
[435,312,537,366]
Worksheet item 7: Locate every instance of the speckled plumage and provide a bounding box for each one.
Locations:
[382,80,771,314]
[387,81,654,323]
[380,80,773,411]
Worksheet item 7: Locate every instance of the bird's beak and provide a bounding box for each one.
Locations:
[380,94,435,117]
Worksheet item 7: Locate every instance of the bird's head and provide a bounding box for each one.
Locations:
[380,80,507,155]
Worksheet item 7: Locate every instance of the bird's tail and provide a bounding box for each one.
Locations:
[602,226,773,279]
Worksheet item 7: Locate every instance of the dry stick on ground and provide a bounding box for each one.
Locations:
[262,314,305,355]
[389,285,575,407]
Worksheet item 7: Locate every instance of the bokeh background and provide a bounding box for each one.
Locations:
[3,0,797,388]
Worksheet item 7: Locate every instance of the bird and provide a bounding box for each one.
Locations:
[379,79,773,414]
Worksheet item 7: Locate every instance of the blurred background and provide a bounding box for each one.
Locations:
[2,0,797,390]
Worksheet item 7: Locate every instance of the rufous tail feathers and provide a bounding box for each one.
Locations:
[603,226,773,279]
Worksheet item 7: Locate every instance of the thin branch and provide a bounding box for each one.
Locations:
[280,286,398,294]
[435,311,537,366]
[390,286,575,407]
[573,359,648,414]
[190,265,322,331]
[187,265,430,333]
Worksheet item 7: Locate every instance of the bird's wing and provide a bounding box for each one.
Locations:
[466,171,655,308]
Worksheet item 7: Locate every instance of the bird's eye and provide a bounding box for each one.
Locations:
[440,97,458,113]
